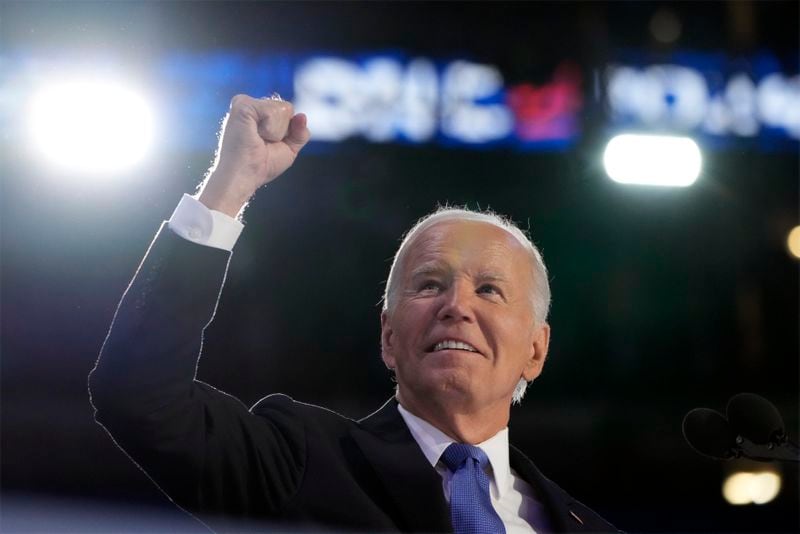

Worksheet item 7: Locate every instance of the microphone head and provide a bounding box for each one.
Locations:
[727,392,785,445]
[682,408,738,459]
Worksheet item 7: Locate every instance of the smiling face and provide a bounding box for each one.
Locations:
[380,219,550,418]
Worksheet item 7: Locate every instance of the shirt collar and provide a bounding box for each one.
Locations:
[396,402,512,498]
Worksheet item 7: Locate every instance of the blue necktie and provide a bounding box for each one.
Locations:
[441,443,507,534]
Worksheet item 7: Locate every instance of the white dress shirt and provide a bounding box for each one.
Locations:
[168,196,552,533]
[397,404,551,534]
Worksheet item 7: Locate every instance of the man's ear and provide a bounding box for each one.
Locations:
[380,310,396,369]
[522,322,550,381]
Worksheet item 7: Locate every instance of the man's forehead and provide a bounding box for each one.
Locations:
[409,260,511,283]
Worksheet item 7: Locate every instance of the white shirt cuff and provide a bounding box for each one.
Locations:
[167,194,244,252]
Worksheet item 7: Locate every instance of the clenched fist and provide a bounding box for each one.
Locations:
[198,94,311,218]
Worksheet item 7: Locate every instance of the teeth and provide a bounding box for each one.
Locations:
[434,340,478,353]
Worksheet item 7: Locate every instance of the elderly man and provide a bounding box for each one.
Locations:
[89,95,619,533]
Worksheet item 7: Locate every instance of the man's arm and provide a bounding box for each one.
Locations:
[88,95,311,518]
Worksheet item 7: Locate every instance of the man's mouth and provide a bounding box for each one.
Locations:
[427,339,480,353]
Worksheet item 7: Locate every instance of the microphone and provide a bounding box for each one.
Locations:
[682,393,799,463]
[682,408,738,460]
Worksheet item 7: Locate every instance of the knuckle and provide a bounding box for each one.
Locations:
[229,94,250,110]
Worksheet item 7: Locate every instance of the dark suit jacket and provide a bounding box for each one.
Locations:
[89,223,619,533]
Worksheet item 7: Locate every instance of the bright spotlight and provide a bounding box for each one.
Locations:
[787,225,800,260]
[27,79,154,175]
[722,471,781,506]
[603,134,702,187]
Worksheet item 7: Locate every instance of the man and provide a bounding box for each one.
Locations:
[89,95,619,533]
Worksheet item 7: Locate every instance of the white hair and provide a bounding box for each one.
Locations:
[382,207,551,405]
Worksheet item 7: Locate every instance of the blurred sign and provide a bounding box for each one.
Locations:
[292,56,581,148]
[605,52,800,147]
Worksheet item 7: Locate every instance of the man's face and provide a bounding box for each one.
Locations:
[381,220,549,412]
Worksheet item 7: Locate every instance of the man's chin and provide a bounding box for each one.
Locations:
[406,373,476,403]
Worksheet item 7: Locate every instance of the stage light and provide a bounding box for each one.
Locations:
[787,226,800,260]
[603,134,701,187]
[722,471,781,506]
[27,79,154,175]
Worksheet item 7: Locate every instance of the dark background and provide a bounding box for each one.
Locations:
[2,2,798,532]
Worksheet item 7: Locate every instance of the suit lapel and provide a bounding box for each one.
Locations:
[353,398,451,533]
[509,445,590,533]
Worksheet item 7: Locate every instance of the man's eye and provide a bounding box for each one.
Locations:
[477,284,501,296]
[419,281,442,292]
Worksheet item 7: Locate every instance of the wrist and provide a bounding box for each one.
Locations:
[197,170,257,218]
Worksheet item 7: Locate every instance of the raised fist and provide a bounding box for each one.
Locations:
[199,94,311,217]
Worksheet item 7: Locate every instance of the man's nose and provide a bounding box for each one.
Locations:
[435,283,475,323]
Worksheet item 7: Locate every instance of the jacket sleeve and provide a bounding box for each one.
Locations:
[88,223,306,519]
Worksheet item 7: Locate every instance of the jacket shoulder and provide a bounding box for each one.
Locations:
[250,394,360,434]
